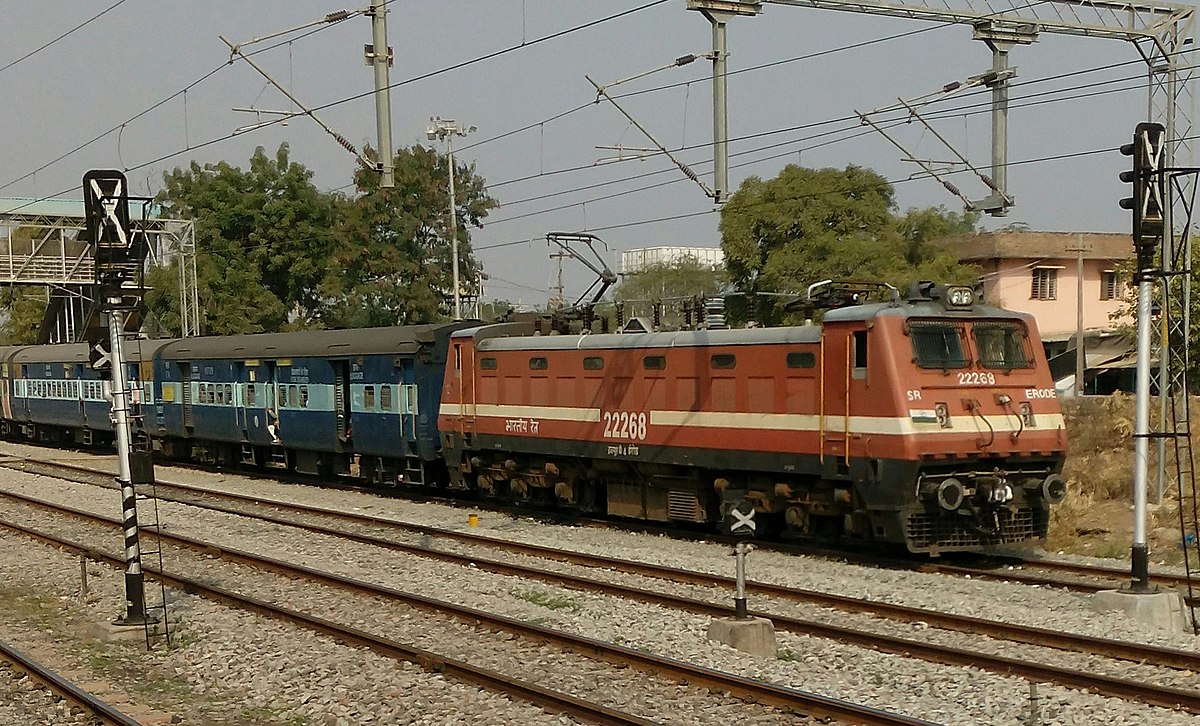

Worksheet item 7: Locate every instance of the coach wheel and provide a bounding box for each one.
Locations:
[936,478,964,511]
[785,505,811,535]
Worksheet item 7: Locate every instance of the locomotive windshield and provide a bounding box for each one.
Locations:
[973,320,1033,370]
[908,320,969,369]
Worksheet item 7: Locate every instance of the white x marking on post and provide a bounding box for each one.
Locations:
[89,178,127,246]
[731,507,756,533]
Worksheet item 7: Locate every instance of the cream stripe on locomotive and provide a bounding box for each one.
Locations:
[442,403,1064,436]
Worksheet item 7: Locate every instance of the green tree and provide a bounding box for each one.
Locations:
[0,287,47,344]
[613,256,727,327]
[319,145,497,327]
[719,164,978,324]
[152,143,336,334]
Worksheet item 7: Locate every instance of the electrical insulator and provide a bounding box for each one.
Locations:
[745,293,757,326]
[653,302,662,330]
[616,302,625,329]
[683,299,693,329]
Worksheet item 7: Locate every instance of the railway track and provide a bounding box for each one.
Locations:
[0,638,142,726]
[0,481,930,724]
[4,456,1200,717]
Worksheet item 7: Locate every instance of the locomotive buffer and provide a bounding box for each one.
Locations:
[705,501,777,657]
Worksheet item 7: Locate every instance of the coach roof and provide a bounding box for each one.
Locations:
[157,325,453,360]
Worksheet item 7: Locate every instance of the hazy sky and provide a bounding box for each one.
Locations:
[0,1,1169,305]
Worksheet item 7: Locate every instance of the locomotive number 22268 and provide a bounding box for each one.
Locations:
[602,411,647,440]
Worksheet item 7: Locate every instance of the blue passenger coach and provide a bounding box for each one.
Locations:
[0,341,165,445]
[152,325,463,484]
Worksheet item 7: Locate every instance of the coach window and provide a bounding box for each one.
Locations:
[225,383,233,404]
[786,351,816,368]
[643,355,666,370]
[279,386,288,408]
[852,330,868,380]
[529,357,548,370]
[381,385,393,410]
[299,385,309,408]
[288,385,298,407]
[480,357,498,370]
[711,354,736,369]
[247,385,257,406]
[364,385,375,409]
[583,356,604,371]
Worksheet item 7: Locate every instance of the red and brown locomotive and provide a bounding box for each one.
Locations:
[439,281,1067,554]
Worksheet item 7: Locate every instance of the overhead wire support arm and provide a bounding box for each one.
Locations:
[219,35,375,173]
[222,8,364,55]
[855,110,976,210]
[895,96,1014,206]
[587,74,716,200]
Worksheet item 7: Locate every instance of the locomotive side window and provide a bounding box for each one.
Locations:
[583,356,604,371]
[529,357,548,370]
[974,321,1033,370]
[852,330,869,379]
[711,354,736,369]
[786,352,816,368]
[908,320,969,369]
[643,355,666,370]
[480,357,498,370]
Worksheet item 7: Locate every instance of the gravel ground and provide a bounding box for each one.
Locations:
[0,658,101,726]
[0,445,1197,725]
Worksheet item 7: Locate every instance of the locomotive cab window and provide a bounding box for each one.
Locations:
[973,321,1033,370]
[643,355,666,370]
[908,320,969,370]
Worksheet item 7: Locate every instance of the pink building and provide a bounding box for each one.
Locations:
[936,231,1133,352]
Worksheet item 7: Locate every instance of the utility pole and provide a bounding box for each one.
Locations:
[366,0,394,187]
[549,249,568,308]
[427,117,476,320]
[1066,234,1090,396]
[687,0,761,204]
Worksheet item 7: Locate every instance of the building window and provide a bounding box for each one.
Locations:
[1031,268,1058,300]
[1101,270,1118,301]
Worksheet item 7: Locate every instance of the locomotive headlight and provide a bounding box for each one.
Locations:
[1018,402,1036,427]
[934,402,951,428]
[945,286,975,308]
[1042,474,1067,504]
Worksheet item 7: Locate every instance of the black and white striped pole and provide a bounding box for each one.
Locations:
[107,304,150,625]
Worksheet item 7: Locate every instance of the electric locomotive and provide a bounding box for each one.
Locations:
[438,282,1067,554]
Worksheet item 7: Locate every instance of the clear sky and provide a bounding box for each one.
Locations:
[0,1,1164,306]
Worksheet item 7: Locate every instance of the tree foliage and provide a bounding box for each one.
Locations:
[147,143,495,335]
[0,287,47,344]
[719,164,979,324]
[318,145,497,328]
[613,257,727,327]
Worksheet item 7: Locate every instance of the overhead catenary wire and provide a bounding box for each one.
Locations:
[0,0,130,77]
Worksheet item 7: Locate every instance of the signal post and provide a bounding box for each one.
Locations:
[82,170,156,627]
[704,500,777,656]
[1092,126,1188,630]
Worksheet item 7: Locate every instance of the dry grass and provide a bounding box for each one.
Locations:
[1054,394,1199,561]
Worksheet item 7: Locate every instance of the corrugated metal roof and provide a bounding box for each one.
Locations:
[0,197,164,219]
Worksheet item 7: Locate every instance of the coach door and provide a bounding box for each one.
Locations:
[333,360,351,444]
[1,364,10,420]
[180,363,194,430]
[234,362,248,437]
